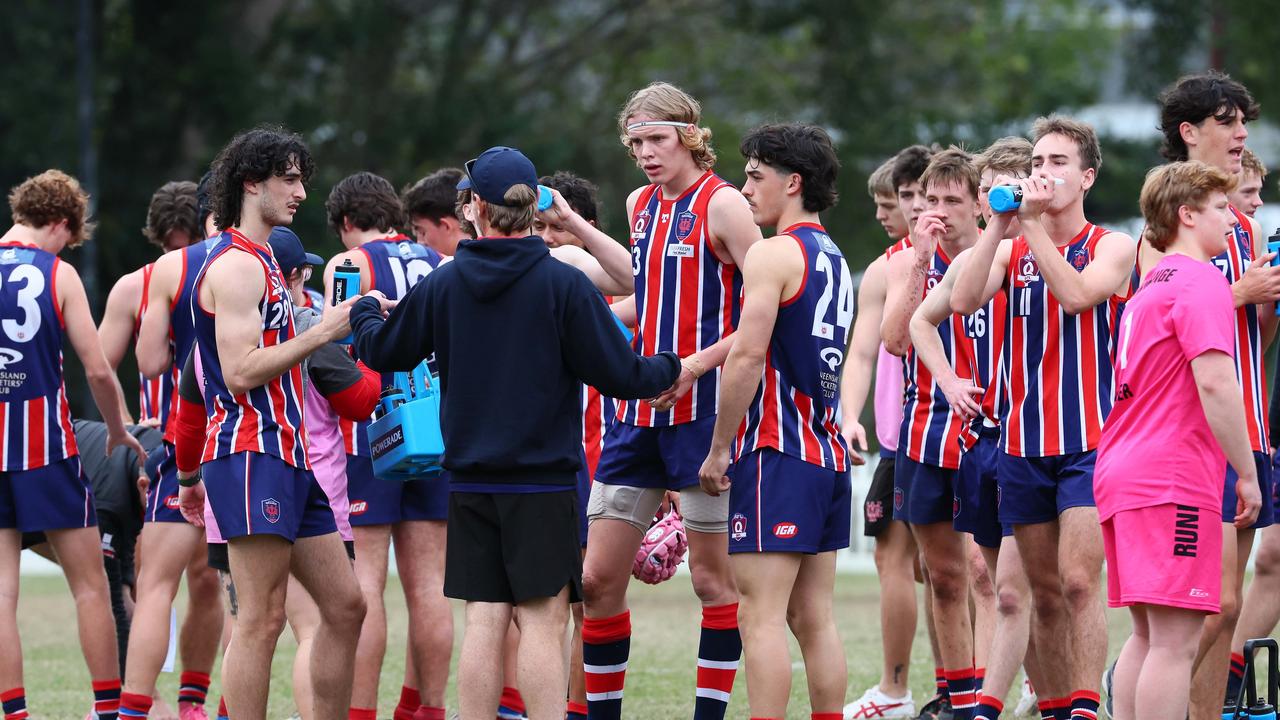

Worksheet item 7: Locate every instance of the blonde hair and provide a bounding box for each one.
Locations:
[1032,115,1102,172]
[919,147,979,199]
[480,184,537,235]
[617,82,716,170]
[1140,161,1237,252]
[8,169,94,248]
[1242,148,1268,179]
[867,156,896,198]
[975,136,1033,177]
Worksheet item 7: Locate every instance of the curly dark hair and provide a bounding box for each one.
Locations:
[208,125,314,231]
[891,144,934,193]
[1158,71,1259,161]
[538,171,600,223]
[402,168,464,222]
[195,170,213,231]
[143,181,200,248]
[326,172,404,235]
[739,123,840,213]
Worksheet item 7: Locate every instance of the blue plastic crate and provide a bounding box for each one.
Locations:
[367,363,445,481]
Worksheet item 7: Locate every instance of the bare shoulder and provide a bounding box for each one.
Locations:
[109,266,146,296]
[744,234,803,274]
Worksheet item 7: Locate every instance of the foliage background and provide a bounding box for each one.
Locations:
[2,0,1278,418]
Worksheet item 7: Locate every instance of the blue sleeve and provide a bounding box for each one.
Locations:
[559,274,680,399]
[350,281,435,373]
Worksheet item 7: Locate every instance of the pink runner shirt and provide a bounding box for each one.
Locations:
[874,343,905,453]
[1095,253,1236,521]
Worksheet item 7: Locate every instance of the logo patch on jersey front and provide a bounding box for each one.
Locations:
[730,512,748,541]
[772,522,798,538]
[0,348,24,371]
[667,243,696,258]
[1016,256,1040,284]
[0,248,35,265]
[675,210,697,242]
[261,498,281,524]
[820,347,844,372]
[1071,247,1089,271]
[816,233,839,254]
[632,209,651,239]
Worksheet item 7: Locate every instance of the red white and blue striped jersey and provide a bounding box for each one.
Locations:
[1003,223,1122,457]
[193,230,309,468]
[737,223,852,470]
[958,290,1009,434]
[900,247,970,469]
[161,238,216,446]
[581,293,619,478]
[341,235,443,457]
[0,242,77,470]
[1216,207,1269,453]
[617,170,740,427]
[135,263,175,429]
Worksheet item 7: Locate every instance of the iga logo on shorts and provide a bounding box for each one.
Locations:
[261,498,282,524]
[165,495,180,510]
[730,513,747,541]
[349,500,368,516]
[772,522,798,539]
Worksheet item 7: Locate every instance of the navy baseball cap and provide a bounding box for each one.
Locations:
[457,146,538,206]
[268,226,324,275]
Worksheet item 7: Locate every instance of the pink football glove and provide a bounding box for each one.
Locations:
[632,511,688,584]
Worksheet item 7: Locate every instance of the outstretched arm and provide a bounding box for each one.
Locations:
[882,212,946,356]
[135,251,180,378]
[951,215,1013,315]
[99,270,142,371]
[1193,351,1260,527]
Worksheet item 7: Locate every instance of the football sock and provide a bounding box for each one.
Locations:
[566,700,588,720]
[413,707,445,720]
[348,708,377,720]
[975,694,1004,720]
[393,686,421,720]
[583,611,630,720]
[178,671,210,707]
[117,690,151,719]
[1227,652,1247,705]
[945,668,977,720]
[498,686,526,717]
[93,679,122,720]
[693,603,741,720]
[1,688,28,720]
[1068,690,1099,720]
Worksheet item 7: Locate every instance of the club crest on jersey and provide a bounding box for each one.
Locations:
[1017,256,1040,284]
[1071,248,1089,271]
[893,487,904,511]
[0,347,24,370]
[261,498,281,524]
[675,210,697,242]
[730,513,748,541]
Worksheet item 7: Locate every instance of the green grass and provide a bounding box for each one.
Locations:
[5,572,1179,719]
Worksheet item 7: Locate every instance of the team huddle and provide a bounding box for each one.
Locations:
[0,72,1273,720]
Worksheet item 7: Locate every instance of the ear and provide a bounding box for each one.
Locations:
[1177,203,1195,228]
[243,177,260,197]
[1080,166,1097,192]
[1179,120,1198,150]
[787,172,803,197]
[341,216,354,233]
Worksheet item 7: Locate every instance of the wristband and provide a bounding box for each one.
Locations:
[177,468,202,488]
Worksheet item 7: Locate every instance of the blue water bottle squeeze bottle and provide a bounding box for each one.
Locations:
[332,258,361,344]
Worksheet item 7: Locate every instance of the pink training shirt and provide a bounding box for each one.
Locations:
[1095,253,1236,521]
[303,380,353,542]
[874,343,905,453]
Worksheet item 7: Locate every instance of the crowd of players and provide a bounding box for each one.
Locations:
[0,70,1275,720]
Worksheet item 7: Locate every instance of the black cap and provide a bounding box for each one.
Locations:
[457,146,538,206]
[268,227,324,275]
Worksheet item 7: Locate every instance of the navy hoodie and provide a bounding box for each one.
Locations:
[350,236,680,493]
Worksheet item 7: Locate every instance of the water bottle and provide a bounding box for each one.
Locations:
[375,387,406,419]
[332,258,361,344]
[988,177,1066,214]
[1264,228,1280,317]
[537,184,554,212]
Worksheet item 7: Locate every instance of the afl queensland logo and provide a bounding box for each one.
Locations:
[0,348,23,370]
[632,209,651,238]
[398,242,417,258]
[675,210,697,242]
[261,498,282,524]
[1017,256,1040,284]
[820,347,844,372]
[730,512,747,541]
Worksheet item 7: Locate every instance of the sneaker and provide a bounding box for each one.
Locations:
[1013,676,1038,718]
[917,694,953,720]
[496,706,526,720]
[1101,661,1115,720]
[178,702,211,720]
[844,685,916,718]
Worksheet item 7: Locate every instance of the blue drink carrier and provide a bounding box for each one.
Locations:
[367,361,445,481]
[1224,638,1278,720]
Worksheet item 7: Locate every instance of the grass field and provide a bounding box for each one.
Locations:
[12,570,1161,719]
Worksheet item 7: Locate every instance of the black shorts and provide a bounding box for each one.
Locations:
[443,490,583,604]
[207,539,354,574]
[863,453,899,537]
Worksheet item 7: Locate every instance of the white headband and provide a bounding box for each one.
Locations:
[626,120,696,132]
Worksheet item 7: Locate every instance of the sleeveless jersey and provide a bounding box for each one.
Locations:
[900,247,969,469]
[1216,207,1269,453]
[957,289,1009,432]
[135,263,175,429]
[159,238,216,446]
[340,235,443,457]
[737,223,852,470]
[193,230,309,468]
[0,242,77,470]
[1003,223,1121,457]
[581,293,619,478]
[617,170,740,427]
[873,236,915,451]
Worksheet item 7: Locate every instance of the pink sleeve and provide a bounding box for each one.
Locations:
[1171,267,1235,361]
